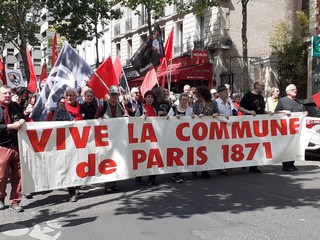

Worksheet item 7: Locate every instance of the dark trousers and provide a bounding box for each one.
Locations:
[0,146,22,205]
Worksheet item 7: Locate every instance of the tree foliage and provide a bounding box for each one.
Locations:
[0,0,45,83]
[176,0,220,17]
[121,0,175,36]
[121,0,221,35]
[46,0,122,67]
[270,11,309,98]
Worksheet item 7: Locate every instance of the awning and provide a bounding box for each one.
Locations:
[128,63,212,87]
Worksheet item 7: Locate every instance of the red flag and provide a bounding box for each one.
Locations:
[52,33,58,68]
[140,68,158,97]
[312,92,320,108]
[113,55,123,83]
[159,27,174,71]
[40,63,48,81]
[88,57,117,99]
[26,48,37,93]
[0,58,6,85]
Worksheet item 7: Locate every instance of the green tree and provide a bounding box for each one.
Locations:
[46,0,122,68]
[270,11,309,98]
[175,0,220,17]
[121,0,176,36]
[0,0,44,83]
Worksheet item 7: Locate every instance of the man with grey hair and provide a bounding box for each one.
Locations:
[0,85,25,212]
[275,84,306,171]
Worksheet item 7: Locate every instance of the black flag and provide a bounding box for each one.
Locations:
[130,25,165,76]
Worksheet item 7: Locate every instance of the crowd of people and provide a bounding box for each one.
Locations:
[0,80,307,212]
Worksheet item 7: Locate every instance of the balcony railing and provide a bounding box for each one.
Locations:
[125,18,132,32]
[174,45,184,54]
[194,39,205,49]
[114,23,120,36]
[126,59,131,66]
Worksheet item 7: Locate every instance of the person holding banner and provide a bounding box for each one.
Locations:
[238,79,268,173]
[95,85,125,193]
[275,84,307,171]
[192,86,220,178]
[215,85,237,175]
[0,85,25,212]
[167,93,193,183]
[135,90,158,185]
[53,87,83,202]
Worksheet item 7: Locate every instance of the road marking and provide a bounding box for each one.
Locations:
[1,224,29,236]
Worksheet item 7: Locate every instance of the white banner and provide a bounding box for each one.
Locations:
[19,113,309,193]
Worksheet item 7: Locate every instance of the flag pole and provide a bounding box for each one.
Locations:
[93,71,126,113]
[168,58,173,92]
[121,69,133,102]
[93,71,109,92]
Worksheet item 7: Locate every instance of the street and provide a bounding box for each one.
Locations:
[1,161,320,240]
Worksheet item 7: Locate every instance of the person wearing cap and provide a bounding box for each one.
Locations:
[215,85,237,175]
[216,85,237,117]
[210,88,218,100]
[127,87,143,117]
[95,85,125,193]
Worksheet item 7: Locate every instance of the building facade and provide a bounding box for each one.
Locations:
[1,0,308,94]
[101,0,307,93]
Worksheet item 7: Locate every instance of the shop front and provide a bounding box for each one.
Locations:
[127,52,214,93]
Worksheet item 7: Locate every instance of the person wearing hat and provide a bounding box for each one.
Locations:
[215,85,236,118]
[214,85,237,175]
[95,85,125,193]
[210,88,218,100]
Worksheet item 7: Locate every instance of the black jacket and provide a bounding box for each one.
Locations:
[0,102,25,147]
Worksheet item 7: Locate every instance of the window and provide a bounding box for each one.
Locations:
[174,22,183,53]
[139,5,148,25]
[7,48,14,55]
[101,40,105,57]
[127,39,132,60]
[197,16,205,40]
[114,23,120,36]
